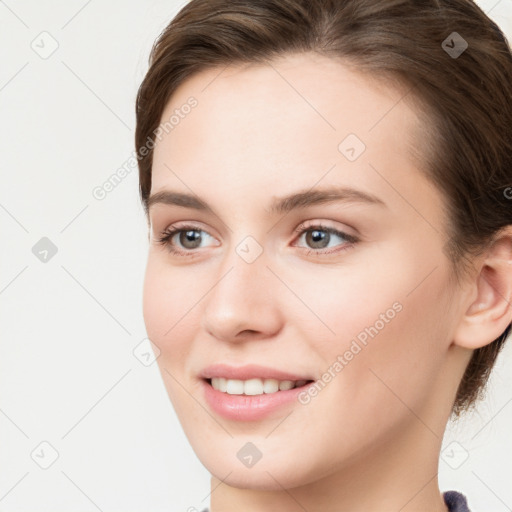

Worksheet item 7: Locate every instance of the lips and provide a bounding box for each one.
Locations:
[199,363,315,382]
[198,363,317,421]
[201,377,315,421]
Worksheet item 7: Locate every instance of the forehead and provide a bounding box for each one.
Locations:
[150,52,434,218]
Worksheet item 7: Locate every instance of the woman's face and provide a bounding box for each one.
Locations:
[143,53,467,490]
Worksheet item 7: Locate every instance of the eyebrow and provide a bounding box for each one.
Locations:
[146,186,386,215]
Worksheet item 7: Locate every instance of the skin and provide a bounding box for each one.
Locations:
[142,52,512,512]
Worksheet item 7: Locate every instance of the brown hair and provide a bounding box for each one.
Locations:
[135,0,512,416]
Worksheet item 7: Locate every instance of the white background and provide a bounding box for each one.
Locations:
[0,1,511,511]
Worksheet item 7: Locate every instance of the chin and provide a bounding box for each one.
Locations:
[195,444,322,492]
[212,466,308,491]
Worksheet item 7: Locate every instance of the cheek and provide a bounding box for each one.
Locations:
[142,256,196,362]
[337,270,452,420]
[282,259,405,355]
[296,246,453,401]
[288,267,453,462]
[142,259,168,343]
[142,258,204,419]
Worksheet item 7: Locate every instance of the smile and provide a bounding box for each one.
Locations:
[209,377,312,395]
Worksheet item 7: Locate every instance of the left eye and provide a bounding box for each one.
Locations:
[293,225,358,252]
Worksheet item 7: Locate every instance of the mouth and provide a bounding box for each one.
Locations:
[204,377,315,396]
[199,363,316,420]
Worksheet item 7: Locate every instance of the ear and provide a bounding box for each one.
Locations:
[453,226,512,350]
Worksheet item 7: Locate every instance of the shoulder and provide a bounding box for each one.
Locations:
[444,490,472,512]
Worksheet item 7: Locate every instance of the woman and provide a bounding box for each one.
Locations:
[135,1,512,510]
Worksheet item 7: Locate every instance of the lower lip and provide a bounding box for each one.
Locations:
[202,379,313,421]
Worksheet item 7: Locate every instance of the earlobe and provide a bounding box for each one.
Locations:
[453,229,512,350]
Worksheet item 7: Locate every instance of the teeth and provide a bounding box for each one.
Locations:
[217,377,227,392]
[210,377,309,395]
[244,378,264,395]
[279,380,294,391]
[263,379,279,393]
[226,379,244,394]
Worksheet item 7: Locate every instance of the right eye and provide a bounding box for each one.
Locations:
[156,224,219,256]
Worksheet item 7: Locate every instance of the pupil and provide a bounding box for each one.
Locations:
[181,230,201,248]
[308,229,329,248]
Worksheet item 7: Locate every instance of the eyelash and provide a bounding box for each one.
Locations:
[155,222,359,258]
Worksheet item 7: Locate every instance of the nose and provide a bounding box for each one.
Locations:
[200,242,283,343]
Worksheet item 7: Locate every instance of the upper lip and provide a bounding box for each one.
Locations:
[200,363,314,382]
